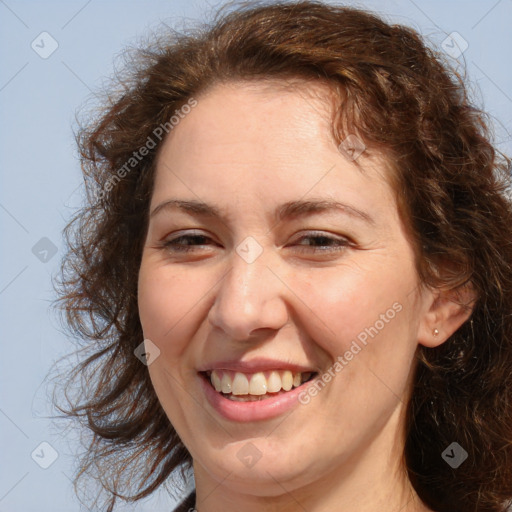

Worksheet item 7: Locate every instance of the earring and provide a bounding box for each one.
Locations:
[433,328,439,336]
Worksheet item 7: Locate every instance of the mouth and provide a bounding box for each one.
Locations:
[199,369,318,402]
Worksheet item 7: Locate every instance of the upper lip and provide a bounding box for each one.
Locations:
[197,357,318,374]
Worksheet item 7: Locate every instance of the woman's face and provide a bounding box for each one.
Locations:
[138,81,437,498]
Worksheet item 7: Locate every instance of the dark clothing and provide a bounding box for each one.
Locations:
[174,490,196,511]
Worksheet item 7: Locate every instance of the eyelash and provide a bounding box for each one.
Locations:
[161,231,352,254]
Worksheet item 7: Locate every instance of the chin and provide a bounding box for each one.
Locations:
[195,442,318,495]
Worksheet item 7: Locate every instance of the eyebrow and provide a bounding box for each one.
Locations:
[150,198,375,225]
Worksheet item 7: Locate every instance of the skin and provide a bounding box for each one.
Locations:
[137,80,473,512]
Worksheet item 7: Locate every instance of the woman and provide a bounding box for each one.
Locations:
[56,2,512,511]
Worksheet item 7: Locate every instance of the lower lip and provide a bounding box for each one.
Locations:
[199,373,314,422]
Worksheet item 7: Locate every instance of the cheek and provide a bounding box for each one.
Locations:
[137,263,211,357]
[291,266,419,431]
[294,260,419,363]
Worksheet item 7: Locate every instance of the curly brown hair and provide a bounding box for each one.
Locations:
[55,1,512,511]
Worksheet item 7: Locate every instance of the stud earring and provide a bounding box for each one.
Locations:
[433,328,439,336]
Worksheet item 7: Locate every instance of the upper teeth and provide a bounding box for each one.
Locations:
[208,370,311,395]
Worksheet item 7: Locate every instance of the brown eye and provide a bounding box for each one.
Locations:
[162,232,219,253]
[291,232,352,252]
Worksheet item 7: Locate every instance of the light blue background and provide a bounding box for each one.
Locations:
[1,1,511,511]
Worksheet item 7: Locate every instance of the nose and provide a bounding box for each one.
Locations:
[207,247,290,342]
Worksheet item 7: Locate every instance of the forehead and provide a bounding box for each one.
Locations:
[167,79,337,151]
[152,80,395,214]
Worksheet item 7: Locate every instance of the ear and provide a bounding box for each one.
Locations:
[417,281,477,348]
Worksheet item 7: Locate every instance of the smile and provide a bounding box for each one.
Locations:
[204,369,316,401]
[198,368,319,422]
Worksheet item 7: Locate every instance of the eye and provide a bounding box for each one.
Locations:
[161,231,220,253]
[159,230,353,256]
[290,231,352,253]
